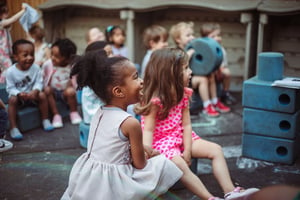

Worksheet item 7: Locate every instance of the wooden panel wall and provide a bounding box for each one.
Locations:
[7,0,48,41]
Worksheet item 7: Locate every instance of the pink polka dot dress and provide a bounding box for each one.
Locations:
[141,87,200,160]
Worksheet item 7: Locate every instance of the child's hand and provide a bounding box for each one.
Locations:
[27,90,39,100]
[144,145,160,159]
[182,150,192,166]
[21,3,27,11]
[186,49,195,60]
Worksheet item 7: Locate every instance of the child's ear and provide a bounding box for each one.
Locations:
[112,86,125,98]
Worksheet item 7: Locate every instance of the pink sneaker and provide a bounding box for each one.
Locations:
[70,111,82,125]
[52,114,63,128]
[224,187,259,200]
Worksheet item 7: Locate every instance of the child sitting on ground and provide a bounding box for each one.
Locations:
[141,24,169,78]
[6,39,53,140]
[170,22,230,117]
[135,48,259,200]
[62,49,182,199]
[42,38,82,128]
[200,22,236,105]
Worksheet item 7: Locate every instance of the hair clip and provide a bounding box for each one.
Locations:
[106,25,114,33]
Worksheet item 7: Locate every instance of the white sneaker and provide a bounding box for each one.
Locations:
[0,139,13,152]
[225,187,259,200]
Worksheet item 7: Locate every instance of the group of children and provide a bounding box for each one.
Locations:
[1,3,261,199]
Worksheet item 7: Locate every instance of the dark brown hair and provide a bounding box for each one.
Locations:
[143,25,168,49]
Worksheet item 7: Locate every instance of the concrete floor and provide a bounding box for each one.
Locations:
[1,92,300,200]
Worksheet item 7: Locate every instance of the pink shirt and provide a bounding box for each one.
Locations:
[141,87,200,159]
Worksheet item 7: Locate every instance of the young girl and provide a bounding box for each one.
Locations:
[0,2,26,83]
[105,25,128,57]
[135,48,259,200]
[61,50,182,199]
[42,38,82,128]
[28,24,50,67]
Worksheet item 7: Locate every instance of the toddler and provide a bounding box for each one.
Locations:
[85,27,105,45]
[42,38,82,128]
[105,25,128,57]
[170,22,230,117]
[136,48,259,200]
[6,39,53,140]
[28,24,50,67]
[141,24,168,78]
[62,49,182,199]
[201,22,236,105]
[0,2,26,83]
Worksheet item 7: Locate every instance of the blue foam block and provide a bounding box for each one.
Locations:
[0,83,8,104]
[56,100,70,118]
[76,90,82,105]
[17,106,41,132]
[79,122,90,148]
[243,76,300,113]
[242,133,299,164]
[243,108,300,139]
[258,52,283,81]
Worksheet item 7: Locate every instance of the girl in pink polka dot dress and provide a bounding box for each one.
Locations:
[136,48,259,200]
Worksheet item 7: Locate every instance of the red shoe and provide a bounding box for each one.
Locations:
[214,100,231,113]
[203,104,220,117]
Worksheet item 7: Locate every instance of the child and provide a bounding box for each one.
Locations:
[6,39,53,140]
[141,24,169,78]
[28,24,50,67]
[62,49,182,199]
[200,22,236,105]
[42,38,82,128]
[0,2,26,83]
[170,22,230,117]
[135,48,259,200]
[85,27,105,45]
[0,98,13,152]
[105,25,128,57]
[81,41,112,124]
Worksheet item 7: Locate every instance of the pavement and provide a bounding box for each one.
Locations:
[1,92,300,200]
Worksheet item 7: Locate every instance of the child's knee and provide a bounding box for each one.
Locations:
[64,87,76,97]
[8,96,18,105]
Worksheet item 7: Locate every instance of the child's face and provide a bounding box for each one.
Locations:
[208,29,222,43]
[121,61,143,104]
[14,43,34,71]
[111,28,125,47]
[176,27,194,49]
[51,46,69,67]
[182,62,192,87]
[150,37,168,51]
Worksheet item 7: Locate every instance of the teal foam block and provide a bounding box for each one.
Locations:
[56,100,70,118]
[258,52,283,81]
[0,83,8,104]
[17,106,41,132]
[243,108,300,139]
[79,122,90,148]
[242,133,299,164]
[243,76,300,113]
[76,90,82,105]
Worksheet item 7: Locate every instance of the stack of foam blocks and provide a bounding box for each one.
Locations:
[242,52,300,164]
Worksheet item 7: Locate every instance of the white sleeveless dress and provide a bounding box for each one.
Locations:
[61,107,182,200]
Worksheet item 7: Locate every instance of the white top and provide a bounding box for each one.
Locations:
[61,107,182,200]
[6,63,43,97]
[141,50,153,78]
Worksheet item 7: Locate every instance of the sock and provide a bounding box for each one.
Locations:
[43,119,54,131]
[212,97,218,105]
[203,100,211,108]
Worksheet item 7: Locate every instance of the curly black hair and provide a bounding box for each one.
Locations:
[51,38,77,60]
[71,50,128,104]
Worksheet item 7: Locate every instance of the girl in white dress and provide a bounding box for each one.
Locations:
[61,50,182,200]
